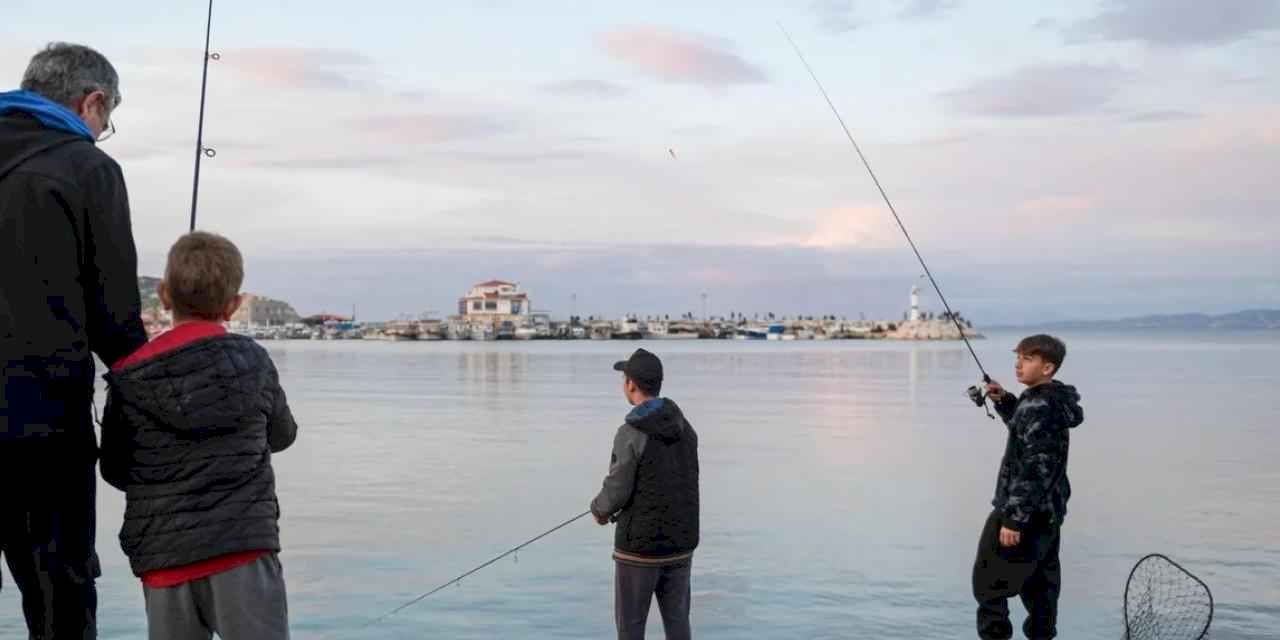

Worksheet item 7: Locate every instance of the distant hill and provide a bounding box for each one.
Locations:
[1028,309,1280,330]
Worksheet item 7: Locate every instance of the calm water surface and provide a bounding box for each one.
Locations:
[2,329,1276,638]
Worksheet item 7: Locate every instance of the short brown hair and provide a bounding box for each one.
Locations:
[164,232,243,320]
[1015,334,1067,373]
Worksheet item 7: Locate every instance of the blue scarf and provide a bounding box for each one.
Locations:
[0,90,94,141]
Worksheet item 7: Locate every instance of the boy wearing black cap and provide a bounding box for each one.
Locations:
[591,348,700,640]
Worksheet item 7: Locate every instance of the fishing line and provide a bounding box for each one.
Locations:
[361,510,592,628]
[778,24,990,385]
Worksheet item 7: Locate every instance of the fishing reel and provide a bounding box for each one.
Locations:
[965,377,997,419]
[966,384,987,407]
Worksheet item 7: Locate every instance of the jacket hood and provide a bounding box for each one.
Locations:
[1026,380,1084,429]
[625,398,686,443]
[104,336,269,434]
[0,90,94,141]
[0,106,88,182]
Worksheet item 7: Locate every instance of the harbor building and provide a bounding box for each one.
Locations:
[457,280,532,321]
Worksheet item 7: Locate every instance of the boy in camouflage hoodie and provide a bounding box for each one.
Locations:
[972,335,1083,640]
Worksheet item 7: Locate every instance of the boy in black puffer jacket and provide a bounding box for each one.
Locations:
[101,232,296,640]
[973,334,1083,640]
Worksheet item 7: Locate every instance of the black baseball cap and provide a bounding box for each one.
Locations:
[613,348,663,386]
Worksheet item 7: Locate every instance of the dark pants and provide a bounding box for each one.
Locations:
[0,433,100,640]
[972,510,1061,640]
[143,553,290,640]
[615,559,692,640]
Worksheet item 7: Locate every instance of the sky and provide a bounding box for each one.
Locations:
[3,0,1278,323]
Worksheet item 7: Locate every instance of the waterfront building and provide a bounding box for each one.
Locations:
[457,280,532,321]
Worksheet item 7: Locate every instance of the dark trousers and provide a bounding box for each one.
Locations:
[615,559,692,640]
[0,433,100,640]
[972,510,1061,640]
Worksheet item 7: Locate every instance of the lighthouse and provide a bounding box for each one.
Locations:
[909,284,921,322]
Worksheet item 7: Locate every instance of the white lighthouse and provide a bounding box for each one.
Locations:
[909,284,921,322]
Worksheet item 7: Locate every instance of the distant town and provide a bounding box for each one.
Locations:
[138,277,980,342]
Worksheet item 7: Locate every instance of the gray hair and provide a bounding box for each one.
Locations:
[20,42,121,113]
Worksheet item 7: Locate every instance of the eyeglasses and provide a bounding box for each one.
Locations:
[84,87,119,143]
[97,118,116,143]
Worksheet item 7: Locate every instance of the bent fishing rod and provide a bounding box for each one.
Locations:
[779,24,995,416]
[361,510,592,628]
[190,0,219,231]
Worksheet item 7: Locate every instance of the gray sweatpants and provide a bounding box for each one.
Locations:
[615,559,692,640]
[142,553,289,640]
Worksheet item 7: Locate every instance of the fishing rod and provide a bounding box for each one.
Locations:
[190,0,219,232]
[778,24,996,416]
[362,510,592,628]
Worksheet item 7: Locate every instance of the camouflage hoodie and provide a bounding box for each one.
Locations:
[990,380,1083,532]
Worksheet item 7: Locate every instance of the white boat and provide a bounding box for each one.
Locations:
[648,321,699,340]
[612,316,645,340]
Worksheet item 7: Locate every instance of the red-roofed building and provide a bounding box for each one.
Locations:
[458,280,531,318]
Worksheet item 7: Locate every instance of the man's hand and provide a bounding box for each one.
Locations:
[999,526,1021,547]
[594,512,610,526]
[985,381,1007,401]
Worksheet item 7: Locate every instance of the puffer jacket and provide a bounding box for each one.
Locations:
[591,398,699,563]
[100,334,297,575]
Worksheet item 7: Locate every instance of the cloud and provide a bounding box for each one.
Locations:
[944,64,1130,117]
[813,0,958,33]
[253,148,590,171]
[1064,0,1280,47]
[349,113,512,144]
[539,78,628,98]
[599,26,767,87]
[899,0,959,19]
[1122,110,1200,123]
[1017,195,1095,214]
[222,47,375,90]
[764,205,897,249]
[812,0,864,34]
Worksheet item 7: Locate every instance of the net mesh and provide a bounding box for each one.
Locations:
[1125,554,1214,640]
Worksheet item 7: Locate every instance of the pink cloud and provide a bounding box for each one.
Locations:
[599,26,766,87]
[352,113,511,143]
[1264,123,1280,146]
[764,205,896,249]
[223,48,374,90]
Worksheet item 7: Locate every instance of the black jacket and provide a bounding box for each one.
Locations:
[593,398,700,560]
[1,113,146,440]
[100,334,297,576]
[991,380,1083,531]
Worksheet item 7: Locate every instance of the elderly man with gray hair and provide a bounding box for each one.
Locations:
[0,43,147,639]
